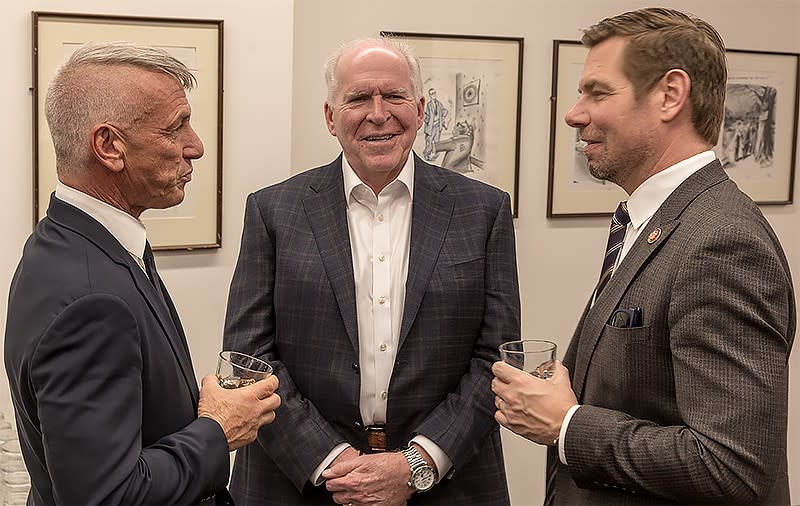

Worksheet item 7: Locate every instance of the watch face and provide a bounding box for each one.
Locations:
[413,467,436,491]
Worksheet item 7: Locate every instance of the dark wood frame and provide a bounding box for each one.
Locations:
[381,31,524,217]
[32,11,224,250]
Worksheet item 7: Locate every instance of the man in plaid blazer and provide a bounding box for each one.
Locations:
[223,37,520,505]
[492,8,795,505]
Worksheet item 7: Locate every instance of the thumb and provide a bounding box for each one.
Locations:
[322,455,359,479]
[201,374,220,389]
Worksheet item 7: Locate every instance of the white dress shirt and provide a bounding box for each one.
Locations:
[311,154,452,484]
[54,182,149,272]
[559,150,716,465]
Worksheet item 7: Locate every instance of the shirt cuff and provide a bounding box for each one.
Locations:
[411,435,452,482]
[310,443,350,486]
[558,404,581,466]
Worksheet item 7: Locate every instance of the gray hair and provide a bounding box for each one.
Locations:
[45,41,196,174]
[323,36,423,105]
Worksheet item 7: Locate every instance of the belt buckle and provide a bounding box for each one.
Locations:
[365,425,387,453]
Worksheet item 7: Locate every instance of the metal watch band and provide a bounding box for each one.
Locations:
[401,445,436,492]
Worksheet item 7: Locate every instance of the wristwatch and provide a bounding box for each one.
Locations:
[401,445,436,493]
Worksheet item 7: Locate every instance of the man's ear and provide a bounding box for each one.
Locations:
[659,69,691,122]
[324,102,337,137]
[90,124,125,172]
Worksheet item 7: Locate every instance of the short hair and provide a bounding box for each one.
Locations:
[323,37,423,105]
[45,41,196,173]
[581,7,727,144]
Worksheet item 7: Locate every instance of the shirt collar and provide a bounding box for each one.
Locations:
[342,153,415,206]
[626,150,716,230]
[55,181,148,259]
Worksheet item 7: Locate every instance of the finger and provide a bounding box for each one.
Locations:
[494,409,509,428]
[201,374,219,389]
[491,360,517,382]
[260,392,281,411]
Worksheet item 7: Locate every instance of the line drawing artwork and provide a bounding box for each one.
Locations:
[414,58,493,178]
[718,82,777,175]
[714,65,784,182]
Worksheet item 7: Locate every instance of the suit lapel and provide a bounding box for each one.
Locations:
[399,157,454,349]
[571,160,729,399]
[303,157,360,352]
[47,195,200,404]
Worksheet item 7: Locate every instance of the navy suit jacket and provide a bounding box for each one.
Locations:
[4,195,231,505]
[223,154,521,505]
[552,161,795,504]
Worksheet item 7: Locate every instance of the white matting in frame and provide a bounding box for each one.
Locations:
[33,12,223,250]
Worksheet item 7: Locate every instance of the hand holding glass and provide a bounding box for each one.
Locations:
[499,340,557,379]
[216,351,273,389]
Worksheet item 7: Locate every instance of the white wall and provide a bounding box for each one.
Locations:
[1,0,798,504]
[290,1,800,504]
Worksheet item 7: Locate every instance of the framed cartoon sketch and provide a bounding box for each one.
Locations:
[33,12,224,250]
[380,31,523,216]
[715,49,798,204]
[547,40,799,217]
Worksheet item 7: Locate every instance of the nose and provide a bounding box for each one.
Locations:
[564,98,588,129]
[367,95,390,124]
[183,123,205,160]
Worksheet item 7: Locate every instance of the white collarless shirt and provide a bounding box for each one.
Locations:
[561,150,716,465]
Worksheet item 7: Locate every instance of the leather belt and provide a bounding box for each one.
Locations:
[364,425,388,453]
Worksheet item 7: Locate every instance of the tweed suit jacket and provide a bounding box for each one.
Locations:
[550,160,795,505]
[3,195,231,505]
[223,153,520,505]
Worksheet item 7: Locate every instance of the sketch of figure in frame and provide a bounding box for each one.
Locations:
[414,61,487,177]
[718,82,777,172]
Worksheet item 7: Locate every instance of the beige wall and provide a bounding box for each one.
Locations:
[1,0,798,504]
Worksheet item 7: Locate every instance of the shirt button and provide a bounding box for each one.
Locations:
[378,296,386,305]
[379,343,387,352]
[377,214,384,222]
[378,255,385,262]
[381,391,388,400]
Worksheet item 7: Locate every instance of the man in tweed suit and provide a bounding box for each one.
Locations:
[223,37,520,505]
[492,8,795,505]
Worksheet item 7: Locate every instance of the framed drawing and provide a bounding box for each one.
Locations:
[33,12,224,250]
[380,31,524,216]
[715,49,798,205]
[547,40,799,217]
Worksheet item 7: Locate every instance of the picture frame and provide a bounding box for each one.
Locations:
[32,12,224,250]
[547,40,799,217]
[380,31,523,217]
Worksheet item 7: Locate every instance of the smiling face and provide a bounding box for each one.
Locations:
[564,37,659,192]
[324,43,424,193]
[119,70,204,216]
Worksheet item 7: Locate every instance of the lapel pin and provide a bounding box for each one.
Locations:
[647,228,662,244]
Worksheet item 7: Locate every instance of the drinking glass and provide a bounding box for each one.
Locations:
[216,351,272,389]
[499,339,557,379]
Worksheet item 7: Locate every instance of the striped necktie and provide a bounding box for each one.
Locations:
[596,201,630,296]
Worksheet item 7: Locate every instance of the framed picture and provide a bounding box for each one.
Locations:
[380,31,524,216]
[547,40,800,217]
[32,12,224,250]
[715,49,798,205]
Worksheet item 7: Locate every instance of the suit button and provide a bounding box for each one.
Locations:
[354,420,362,429]
[352,363,360,374]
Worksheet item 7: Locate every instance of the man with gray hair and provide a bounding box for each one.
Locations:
[4,41,281,505]
[223,36,519,505]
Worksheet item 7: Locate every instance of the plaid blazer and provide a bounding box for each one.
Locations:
[223,154,520,505]
[551,160,795,505]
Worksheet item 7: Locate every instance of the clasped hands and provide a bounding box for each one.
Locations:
[491,360,577,446]
[323,445,431,506]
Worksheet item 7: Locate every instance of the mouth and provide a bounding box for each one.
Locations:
[180,169,193,182]
[363,133,398,142]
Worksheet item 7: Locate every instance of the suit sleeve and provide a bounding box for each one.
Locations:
[415,191,521,470]
[224,193,344,490]
[564,223,793,503]
[31,294,229,505]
